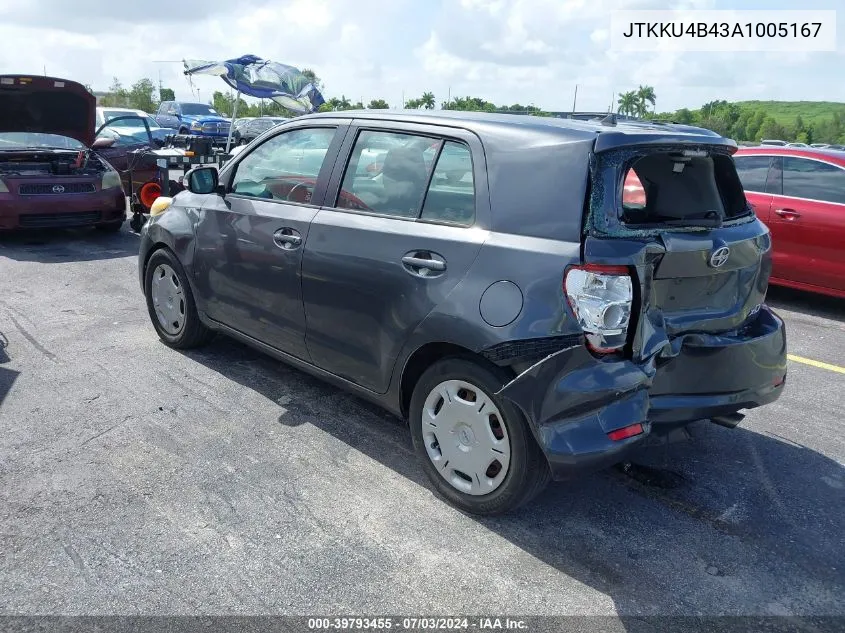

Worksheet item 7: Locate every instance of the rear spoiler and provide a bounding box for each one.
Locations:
[593,126,737,155]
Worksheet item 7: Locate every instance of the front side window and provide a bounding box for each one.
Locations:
[230,127,336,204]
[783,157,845,204]
[733,155,772,193]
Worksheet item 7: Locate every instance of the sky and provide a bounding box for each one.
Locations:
[0,0,842,113]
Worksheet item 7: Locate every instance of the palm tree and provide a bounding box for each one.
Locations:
[636,85,656,117]
[421,92,435,109]
[617,91,637,116]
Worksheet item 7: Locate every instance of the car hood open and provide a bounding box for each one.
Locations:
[0,75,96,147]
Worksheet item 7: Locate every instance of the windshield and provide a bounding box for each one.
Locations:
[181,103,219,116]
[0,132,84,150]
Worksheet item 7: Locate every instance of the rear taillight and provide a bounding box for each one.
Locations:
[564,264,633,354]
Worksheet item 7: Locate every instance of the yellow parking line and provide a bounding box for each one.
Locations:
[787,354,845,375]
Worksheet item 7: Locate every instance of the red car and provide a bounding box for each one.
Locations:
[734,146,845,299]
[0,74,128,231]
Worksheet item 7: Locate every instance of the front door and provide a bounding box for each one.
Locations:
[192,123,346,360]
[302,124,487,393]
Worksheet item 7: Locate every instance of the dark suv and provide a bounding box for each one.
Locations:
[137,111,787,515]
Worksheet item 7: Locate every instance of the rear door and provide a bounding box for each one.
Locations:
[192,121,348,360]
[301,122,488,393]
[773,155,845,292]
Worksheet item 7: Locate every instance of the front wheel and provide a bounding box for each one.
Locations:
[409,357,550,515]
[143,248,214,349]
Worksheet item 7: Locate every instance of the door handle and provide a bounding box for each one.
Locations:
[401,252,447,277]
[774,208,800,219]
[402,256,445,271]
[273,228,302,249]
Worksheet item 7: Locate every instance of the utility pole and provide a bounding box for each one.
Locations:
[152,60,185,99]
[572,84,578,113]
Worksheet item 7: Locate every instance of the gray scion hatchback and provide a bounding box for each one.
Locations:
[138,110,787,515]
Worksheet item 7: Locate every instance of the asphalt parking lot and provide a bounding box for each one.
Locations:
[0,225,843,622]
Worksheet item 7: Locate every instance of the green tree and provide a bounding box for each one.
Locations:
[674,108,694,124]
[159,87,175,102]
[128,78,158,113]
[442,96,497,112]
[420,91,435,109]
[99,77,129,107]
[758,117,788,141]
[617,91,637,116]
[636,85,656,116]
[301,68,323,91]
[367,98,389,109]
[745,109,767,142]
[319,95,354,112]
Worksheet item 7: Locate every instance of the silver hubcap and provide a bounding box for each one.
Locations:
[422,379,511,496]
[151,263,185,335]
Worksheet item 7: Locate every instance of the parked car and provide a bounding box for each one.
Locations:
[734,146,845,298]
[232,116,289,145]
[231,117,255,140]
[96,107,169,146]
[154,101,231,141]
[0,74,131,231]
[761,139,788,146]
[138,111,787,515]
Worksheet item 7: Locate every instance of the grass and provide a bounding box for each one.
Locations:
[733,101,845,126]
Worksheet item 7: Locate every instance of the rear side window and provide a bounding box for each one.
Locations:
[336,130,475,225]
[620,151,748,228]
[783,157,845,204]
[733,156,771,193]
[420,141,475,225]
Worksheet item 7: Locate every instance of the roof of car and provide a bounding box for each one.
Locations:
[735,145,845,165]
[299,109,732,152]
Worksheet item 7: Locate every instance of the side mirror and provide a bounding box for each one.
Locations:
[92,136,116,149]
[187,167,219,194]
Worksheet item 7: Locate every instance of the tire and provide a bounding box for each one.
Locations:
[96,220,123,233]
[143,248,214,349]
[179,127,189,135]
[409,357,550,515]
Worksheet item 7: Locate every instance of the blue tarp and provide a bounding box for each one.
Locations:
[183,55,324,114]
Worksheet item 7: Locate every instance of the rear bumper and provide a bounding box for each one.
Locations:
[0,188,126,230]
[497,306,787,480]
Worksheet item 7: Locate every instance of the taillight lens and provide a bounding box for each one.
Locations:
[564,264,633,353]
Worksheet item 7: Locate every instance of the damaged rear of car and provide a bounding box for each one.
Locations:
[0,75,126,231]
[497,123,787,482]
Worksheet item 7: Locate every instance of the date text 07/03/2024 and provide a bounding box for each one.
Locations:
[307,617,528,630]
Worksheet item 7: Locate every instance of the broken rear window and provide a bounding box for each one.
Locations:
[619,150,750,229]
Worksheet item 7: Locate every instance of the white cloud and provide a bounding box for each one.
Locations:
[0,0,842,113]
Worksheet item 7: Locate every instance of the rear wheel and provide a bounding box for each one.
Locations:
[143,248,214,349]
[409,357,550,515]
[178,127,189,135]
